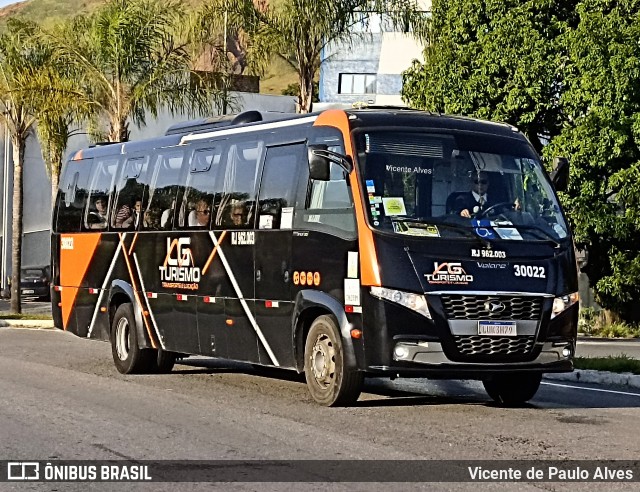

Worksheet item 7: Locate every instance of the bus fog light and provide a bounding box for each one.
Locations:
[394,345,410,359]
[562,347,571,358]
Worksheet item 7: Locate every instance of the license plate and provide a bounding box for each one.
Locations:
[478,320,517,336]
[22,289,35,294]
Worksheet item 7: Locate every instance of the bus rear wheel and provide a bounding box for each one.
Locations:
[304,315,363,406]
[483,373,542,406]
[110,303,153,374]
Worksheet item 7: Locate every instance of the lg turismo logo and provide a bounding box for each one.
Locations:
[159,237,201,283]
[425,262,473,285]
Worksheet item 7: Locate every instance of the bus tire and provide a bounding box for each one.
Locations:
[304,315,363,406]
[110,303,153,374]
[152,348,176,373]
[483,373,542,406]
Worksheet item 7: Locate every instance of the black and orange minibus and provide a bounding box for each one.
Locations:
[51,108,579,406]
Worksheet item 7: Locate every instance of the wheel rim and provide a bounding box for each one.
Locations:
[115,317,130,361]
[310,333,336,389]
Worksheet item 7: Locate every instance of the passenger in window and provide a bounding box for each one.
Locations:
[190,199,211,227]
[115,199,142,228]
[160,199,176,229]
[88,196,108,229]
[229,200,247,227]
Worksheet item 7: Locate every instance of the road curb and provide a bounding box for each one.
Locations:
[0,319,55,328]
[545,370,640,390]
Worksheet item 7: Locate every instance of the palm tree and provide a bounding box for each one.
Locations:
[0,20,45,313]
[46,0,229,143]
[201,0,429,113]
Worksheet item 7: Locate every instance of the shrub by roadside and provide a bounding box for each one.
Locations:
[574,355,640,375]
[578,307,640,338]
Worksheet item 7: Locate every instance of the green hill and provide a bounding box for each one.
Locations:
[0,0,296,95]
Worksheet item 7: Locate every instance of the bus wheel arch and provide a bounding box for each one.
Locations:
[303,314,363,406]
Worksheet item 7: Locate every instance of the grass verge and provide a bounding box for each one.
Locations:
[0,313,53,320]
[574,355,640,375]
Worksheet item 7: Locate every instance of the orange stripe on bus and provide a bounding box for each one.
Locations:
[128,233,139,256]
[118,234,157,349]
[202,231,226,275]
[59,234,101,330]
[314,110,381,286]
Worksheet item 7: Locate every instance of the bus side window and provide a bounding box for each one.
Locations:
[179,146,223,229]
[84,156,120,231]
[257,144,305,230]
[144,149,186,231]
[297,162,356,237]
[111,156,150,230]
[213,139,264,229]
[55,158,93,233]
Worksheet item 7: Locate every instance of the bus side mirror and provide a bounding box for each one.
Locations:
[308,145,353,181]
[550,157,570,192]
[308,145,331,181]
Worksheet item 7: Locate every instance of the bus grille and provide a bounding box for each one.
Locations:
[441,295,543,320]
[454,335,535,356]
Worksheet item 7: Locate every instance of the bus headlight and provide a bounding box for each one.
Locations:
[370,287,431,319]
[551,292,579,319]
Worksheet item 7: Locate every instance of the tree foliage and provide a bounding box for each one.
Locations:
[202,0,429,113]
[402,0,640,320]
[46,0,229,142]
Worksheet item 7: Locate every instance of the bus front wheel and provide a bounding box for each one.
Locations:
[110,303,153,374]
[304,315,363,406]
[483,373,542,406]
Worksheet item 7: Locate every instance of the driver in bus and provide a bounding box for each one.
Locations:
[450,171,494,218]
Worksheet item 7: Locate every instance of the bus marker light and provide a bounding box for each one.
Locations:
[100,307,107,313]
[176,294,187,301]
[143,310,149,317]
[54,286,62,292]
[147,292,157,299]
[345,305,354,313]
[265,300,279,308]
[350,328,362,339]
[57,302,62,307]
[203,296,216,303]
[226,319,234,326]
[89,288,99,294]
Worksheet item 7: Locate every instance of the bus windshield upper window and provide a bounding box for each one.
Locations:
[85,157,120,230]
[355,130,569,242]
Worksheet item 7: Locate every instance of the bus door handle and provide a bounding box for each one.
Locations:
[283,270,290,283]
[256,269,262,282]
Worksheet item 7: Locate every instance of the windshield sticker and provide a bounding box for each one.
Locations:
[347,252,358,278]
[344,278,360,305]
[382,197,407,216]
[386,164,432,175]
[392,221,440,237]
[366,180,376,192]
[471,219,497,239]
[368,195,382,204]
[492,222,523,240]
[425,262,474,285]
[471,248,506,258]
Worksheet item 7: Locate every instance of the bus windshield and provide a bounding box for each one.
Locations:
[355,129,569,242]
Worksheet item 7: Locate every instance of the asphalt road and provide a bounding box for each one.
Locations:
[1,327,640,490]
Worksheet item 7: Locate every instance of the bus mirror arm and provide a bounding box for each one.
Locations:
[308,145,353,180]
[550,157,570,192]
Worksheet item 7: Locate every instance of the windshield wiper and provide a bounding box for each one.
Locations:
[391,217,492,248]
